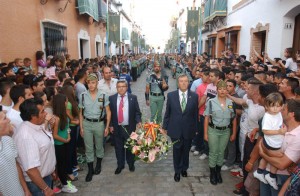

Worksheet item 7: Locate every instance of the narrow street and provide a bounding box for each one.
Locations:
[70,68,239,196]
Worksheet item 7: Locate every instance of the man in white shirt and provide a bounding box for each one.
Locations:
[7,84,33,136]
[14,98,56,196]
[0,80,14,112]
[98,66,118,96]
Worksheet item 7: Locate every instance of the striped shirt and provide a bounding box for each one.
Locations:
[0,136,24,196]
[14,121,56,182]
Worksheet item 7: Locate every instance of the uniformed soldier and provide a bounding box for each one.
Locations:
[175,60,184,80]
[203,80,237,185]
[183,61,194,84]
[79,73,111,182]
[145,61,168,123]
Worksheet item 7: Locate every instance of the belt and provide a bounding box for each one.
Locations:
[150,92,163,96]
[209,123,230,130]
[84,117,104,122]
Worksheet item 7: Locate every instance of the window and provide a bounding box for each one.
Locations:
[43,22,68,57]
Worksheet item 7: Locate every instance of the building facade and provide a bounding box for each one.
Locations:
[201,0,300,59]
[0,0,146,71]
[0,0,109,67]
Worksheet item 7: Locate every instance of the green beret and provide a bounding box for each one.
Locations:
[87,73,98,81]
[217,80,227,89]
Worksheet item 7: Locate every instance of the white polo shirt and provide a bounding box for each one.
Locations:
[14,121,56,182]
[97,78,118,96]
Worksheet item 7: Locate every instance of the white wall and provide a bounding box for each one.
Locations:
[226,0,300,59]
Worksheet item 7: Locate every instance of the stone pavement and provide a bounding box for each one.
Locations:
[68,68,240,196]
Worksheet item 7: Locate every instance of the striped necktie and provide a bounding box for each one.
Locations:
[181,92,186,112]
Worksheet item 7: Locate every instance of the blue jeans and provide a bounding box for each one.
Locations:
[260,173,289,196]
[26,175,52,196]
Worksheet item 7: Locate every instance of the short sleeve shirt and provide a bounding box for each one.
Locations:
[246,99,265,137]
[285,58,297,71]
[204,97,236,127]
[97,78,118,96]
[196,82,208,115]
[78,90,110,119]
[146,73,164,94]
[14,121,56,182]
[262,112,284,148]
[75,82,87,100]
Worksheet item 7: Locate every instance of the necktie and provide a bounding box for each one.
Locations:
[118,96,124,124]
[181,92,186,112]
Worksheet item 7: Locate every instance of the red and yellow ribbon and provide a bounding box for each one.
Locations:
[144,122,160,141]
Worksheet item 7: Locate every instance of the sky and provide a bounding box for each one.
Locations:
[134,0,178,50]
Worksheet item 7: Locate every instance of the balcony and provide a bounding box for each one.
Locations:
[98,0,107,22]
[77,0,107,22]
[204,0,227,24]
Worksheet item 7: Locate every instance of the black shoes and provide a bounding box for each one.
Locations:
[209,167,217,185]
[181,171,188,177]
[216,165,223,183]
[85,162,94,182]
[94,158,102,175]
[115,167,124,175]
[129,164,135,172]
[174,173,181,182]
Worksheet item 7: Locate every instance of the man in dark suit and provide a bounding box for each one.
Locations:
[162,74,198,182]
[109,80,142,174]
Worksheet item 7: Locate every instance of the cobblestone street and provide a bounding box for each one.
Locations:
[69,68,240,196]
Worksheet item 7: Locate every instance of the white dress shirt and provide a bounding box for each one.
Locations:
[178,90,188,106]
[117,93,129,125]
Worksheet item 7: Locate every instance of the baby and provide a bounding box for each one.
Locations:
[253,92,286,190]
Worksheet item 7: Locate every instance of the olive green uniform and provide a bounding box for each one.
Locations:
[79,90,109,162]
[146,73,166,123]
[204,97,235,168]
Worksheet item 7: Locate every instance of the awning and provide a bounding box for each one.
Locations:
[78,0,99,22]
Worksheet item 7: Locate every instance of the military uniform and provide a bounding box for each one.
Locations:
[204,97,235,167]
[146,72,167,123]
[183,65,193,84]
[175,63,184,79]
[79,90,109,163]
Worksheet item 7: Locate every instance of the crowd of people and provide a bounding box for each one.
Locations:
[164,47,300,195]
[0,46,300,196]
[0,52,147,195]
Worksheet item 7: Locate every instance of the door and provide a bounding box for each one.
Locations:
[293,13,300,53]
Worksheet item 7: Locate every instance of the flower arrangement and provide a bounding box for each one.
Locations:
[124,122,175,163]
